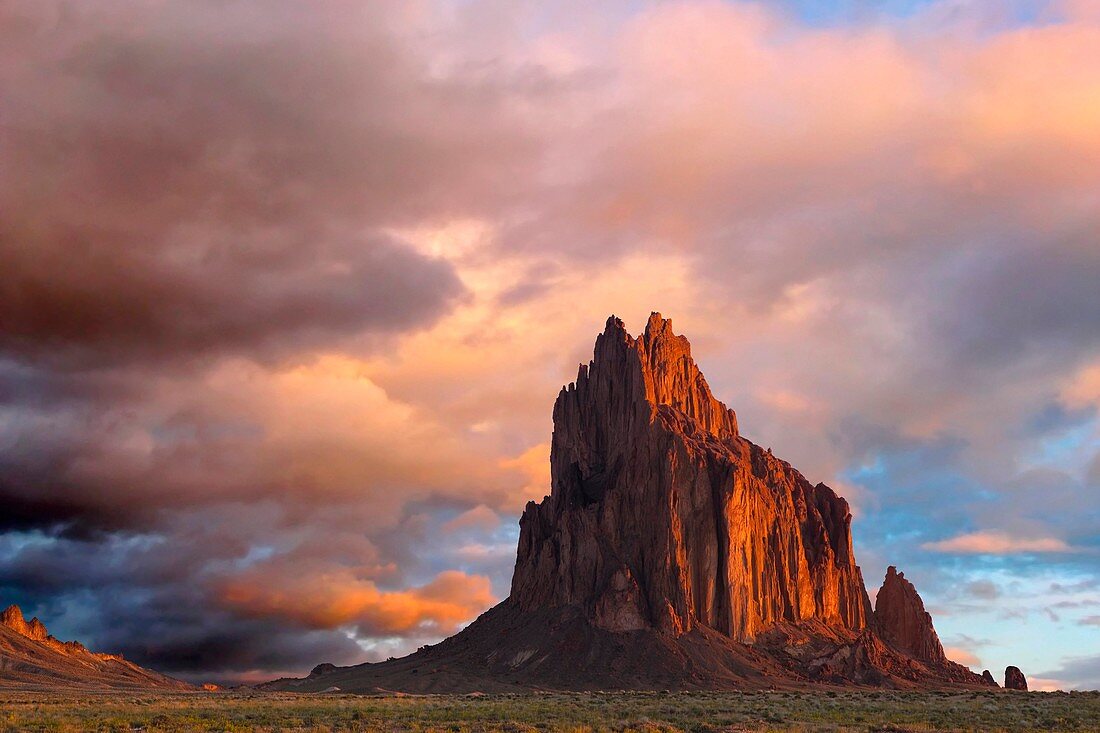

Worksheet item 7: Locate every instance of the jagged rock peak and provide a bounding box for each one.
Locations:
[873,566,947,664]
[576,312,738,440]
[2,604,49,642]
[1005,665,1028,691]
[512,313,871,642]
[982,669,999,687]
[2,602,91,656]
[1,604,22,625]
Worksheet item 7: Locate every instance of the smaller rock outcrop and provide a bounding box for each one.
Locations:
[2,605,48,641]
[981,669,999,686]
[873,567,946,664]
[1005,665,1028,690]
[2,604,91,656]
[309,663,338,677]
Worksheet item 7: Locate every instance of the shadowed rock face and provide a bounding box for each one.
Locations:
[873,566,947,665]
[1005,665,1028,690]
[982,670,999,686]
[511,313,872,641]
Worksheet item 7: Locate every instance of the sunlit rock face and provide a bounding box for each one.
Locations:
[2,605,49,642]
[873,566,947,665]
[2,604,87,656]
[511,313,872,641]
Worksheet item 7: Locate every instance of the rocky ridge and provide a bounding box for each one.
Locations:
[0,603,190,690]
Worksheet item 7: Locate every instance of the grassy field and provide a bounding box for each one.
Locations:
[1,689,1098,733]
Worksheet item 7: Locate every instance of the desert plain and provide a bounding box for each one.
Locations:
[4,689,1100,733]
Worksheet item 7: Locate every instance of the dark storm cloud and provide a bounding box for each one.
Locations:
[0,2,498,370]
[0,227,465,369]
[95,603,366,683]
[0,502,491,682]
[0,0,563,535]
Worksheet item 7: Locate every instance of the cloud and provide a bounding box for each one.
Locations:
[0,355,536,535]
[1038,654,1100,691]
[921,532,1075,555]
[0,2,484,371]
[1050,579,1100,594]
[1080,616,1100,627]
[217,569,494,636]
[442,505,501,534]
[963,580,1000,600]
[1061,363,1100,410]
[944,647,981,669]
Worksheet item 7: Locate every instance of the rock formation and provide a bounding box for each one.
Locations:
[873,566,946,664]
[2,604,49,641]
[266,314,996,693]
[982,669,998,686]
[512,314,871,641]
[0,603,190,690]
[1005,665,1028,691]
[2,604,94,657]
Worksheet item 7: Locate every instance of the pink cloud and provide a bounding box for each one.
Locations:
[922,532,1073,555]
[944,647,981,669]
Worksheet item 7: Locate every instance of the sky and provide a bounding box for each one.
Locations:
[0,0,1098,689]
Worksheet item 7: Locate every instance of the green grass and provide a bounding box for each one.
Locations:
[1,689,1098,732]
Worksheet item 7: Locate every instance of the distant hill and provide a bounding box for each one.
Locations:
[0,604,191,690]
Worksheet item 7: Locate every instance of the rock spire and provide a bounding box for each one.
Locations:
[511,313,872,641]
[873,566,947,664]
[1005,665,1028,691]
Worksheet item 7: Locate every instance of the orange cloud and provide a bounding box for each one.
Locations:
[441,505,500,533]
[218,569,495,636]
[922,532,1073,555]
[1061,363,1100,409]
[944,647,981,669]
[500,443,552,506]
